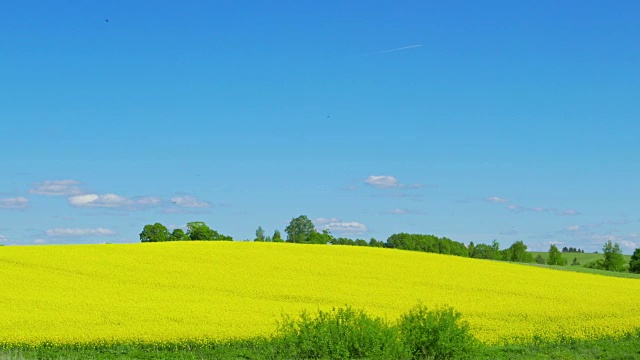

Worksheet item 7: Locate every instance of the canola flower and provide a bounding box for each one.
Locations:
[0,241,639,346]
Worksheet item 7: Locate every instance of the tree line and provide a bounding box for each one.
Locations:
[561,247,584,253]
[139,214,640,274]
[139,221,232,242]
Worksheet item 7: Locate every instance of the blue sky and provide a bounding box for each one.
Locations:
[1,1,638,253]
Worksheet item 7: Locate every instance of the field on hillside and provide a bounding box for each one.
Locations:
[1,242,639,346]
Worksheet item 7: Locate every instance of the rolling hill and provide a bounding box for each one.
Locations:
[0,242,638,346]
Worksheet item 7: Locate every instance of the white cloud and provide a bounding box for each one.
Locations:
[322,221,368,235]
[559,209,580,216]
[0,197,29,209]
[170,196,210,208]
[33,239,48,244]
[0,234,7,243]
[587,234,638,252]
[618,240,638,251]
[487,196,509,203]
[134,196,162,205]
[46,228,116,237]
[29,180,82,196]
[69,194,129,208]
[566,225,581,231]
[364,175,422,189]
[365,175,399,188]
[68,194,160,209]
[314,217,368,235]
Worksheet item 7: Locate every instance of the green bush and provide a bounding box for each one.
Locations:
[273,305,478,359]
[585,259,605,270]
[274,306,406,359]
[398,305,477,360]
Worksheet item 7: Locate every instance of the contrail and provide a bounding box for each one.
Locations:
[358,44,422,57]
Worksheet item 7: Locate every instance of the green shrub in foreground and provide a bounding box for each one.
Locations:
[274,305,477,359]
[398,305,477,360]
[274,306,405,359]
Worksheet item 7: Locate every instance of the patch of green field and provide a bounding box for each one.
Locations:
[529,251,632,266]
[527,251,638,279]
[527,263,640,279]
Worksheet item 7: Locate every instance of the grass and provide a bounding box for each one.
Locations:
[1,332,639,359]
[476,331,640,359]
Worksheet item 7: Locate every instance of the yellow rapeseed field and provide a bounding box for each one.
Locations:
[0,242,639,345]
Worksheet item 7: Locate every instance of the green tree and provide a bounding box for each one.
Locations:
[547,244,567,266]
[255,226,265,242]
[535,255,546,264]
[186,221,214,240]
[285,215,316,243]
[307,229,333,244]
[140,223,170,242]
[385,233,468,256]
[502,241,533,263]
[470,241,501,260]
[169,228,189,241]
[629,248,640,274]
[186,221,232,241]
[332,237,355,246]
[491,240,500,255]
[467,242,475,257]
[354,239,368,246]
[272,229,283,242]
[369,238,384,247]
[602,240,625,272]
